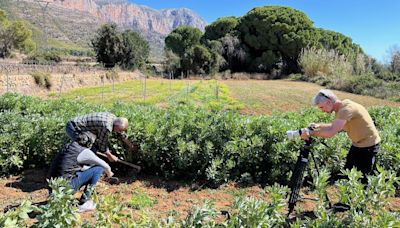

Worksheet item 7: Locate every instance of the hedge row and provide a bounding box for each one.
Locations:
[1,93,399,185]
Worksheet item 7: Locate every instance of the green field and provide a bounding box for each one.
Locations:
[58,79,400,114]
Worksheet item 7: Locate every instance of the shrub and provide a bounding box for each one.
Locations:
[23,51,62,64]
[1,93,400,186]
[30,71,52,90]
[298,47,353,78]
[226,184,287,227]
[0,201,37,227]
[35,178,80,227]
[105,69,119,80]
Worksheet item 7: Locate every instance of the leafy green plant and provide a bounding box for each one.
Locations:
[0,201,37,228]
[129,190,156,209]
[34,178,80,228]
[226,184,287,227]
[93,193,133,227]
[30,71,52,89]
[180,200,217,228]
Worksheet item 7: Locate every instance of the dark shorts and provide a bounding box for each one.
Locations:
[344,143,380,181]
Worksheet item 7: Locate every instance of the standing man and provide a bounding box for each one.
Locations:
[301,89,381,183]
[66,112,137,162]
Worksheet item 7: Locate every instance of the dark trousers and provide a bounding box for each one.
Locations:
[343,143,380,184]
[70,166,104,204]
[66,122,98,152]
[66,121,79,141]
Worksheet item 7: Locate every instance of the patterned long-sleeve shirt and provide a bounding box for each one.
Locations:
[70,112,127,152]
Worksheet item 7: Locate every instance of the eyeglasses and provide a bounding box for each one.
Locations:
[319,92,330,100]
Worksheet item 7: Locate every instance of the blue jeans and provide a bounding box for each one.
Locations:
[70,166,104,204]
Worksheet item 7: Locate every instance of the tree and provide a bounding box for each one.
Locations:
[189,44,212,74]
[315,28,363,58]
[164,49,180,77]
[165,26,202,58]
[203,16,239,41]
[91,23,123,68]
[206,40,226,75]
[219,34,247,72]
[120,30,150,70]
[238,6,316,73]
[165,26,203,74]
[0,10,35,58]
[388,45,400,74]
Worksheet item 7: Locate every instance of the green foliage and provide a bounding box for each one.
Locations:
[181,200,217,228]
[129,190,156,209]
[163,49,181,75]
[238,6,316,73]
[0,9,35,58]
[188,44,212,74]
[226,185,287,227]
[34,178,80,228]
[91,24,150,70]
[93,194,133,227]
[219,34,247,72]
[24,51,62,64]
[0,201,37,228]
[1,93,400,187]
[165,26,203,74]
[298,47,400,101]
[165,26,202,58]
[120,30,150,70]
[314,28,363,58]
[104,69,119,80]
[30,71,52,90]
[299,47,353,78]
[91,23,123,68]
[203,16,239,41]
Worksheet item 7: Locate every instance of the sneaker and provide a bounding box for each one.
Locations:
[77,200,96,213]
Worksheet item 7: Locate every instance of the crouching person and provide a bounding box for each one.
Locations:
[48,131,114,212]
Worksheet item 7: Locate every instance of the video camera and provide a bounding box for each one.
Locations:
[286,126,315,140]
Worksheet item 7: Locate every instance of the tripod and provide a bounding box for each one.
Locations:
[287,137,332,217]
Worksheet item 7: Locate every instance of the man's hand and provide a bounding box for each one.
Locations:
[300,128,311,140]
[105,169,114,178]
[123,138,138,153]
[309,123,321,130]
[105,151,118,162]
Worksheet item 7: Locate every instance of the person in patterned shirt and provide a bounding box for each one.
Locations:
[65,112,137,162]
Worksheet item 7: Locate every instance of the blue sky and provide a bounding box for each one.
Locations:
[129,0,400,62]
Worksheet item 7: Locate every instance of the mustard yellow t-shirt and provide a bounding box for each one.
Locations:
[335,99,381,147]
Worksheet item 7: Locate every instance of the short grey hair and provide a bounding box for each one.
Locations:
[312,89,338,105]
[114,117,129,129]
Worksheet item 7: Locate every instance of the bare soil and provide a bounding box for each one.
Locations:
[1,168,399,224]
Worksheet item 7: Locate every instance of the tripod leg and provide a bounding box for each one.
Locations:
[287,156,308,217]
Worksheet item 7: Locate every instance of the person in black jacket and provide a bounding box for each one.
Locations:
[48,131,113,212]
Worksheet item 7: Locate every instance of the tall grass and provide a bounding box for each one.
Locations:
[299,47,353,78]
[297,47,400,101]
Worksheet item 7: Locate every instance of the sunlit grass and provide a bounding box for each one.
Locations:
[222,80,400,115]
[59,79,186,106]
[59,78,399,114]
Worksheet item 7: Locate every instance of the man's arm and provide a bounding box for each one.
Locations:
[77,149,114,177]
[302,119,346,139]
[117,132,138,153]
[97,130,118,162]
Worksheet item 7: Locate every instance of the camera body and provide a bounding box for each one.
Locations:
[286,127,314,140]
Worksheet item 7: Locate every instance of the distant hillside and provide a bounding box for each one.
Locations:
[0,0,207,61]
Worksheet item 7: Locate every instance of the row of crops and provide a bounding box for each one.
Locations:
[1,92,399,226]
[1,92,400,184]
